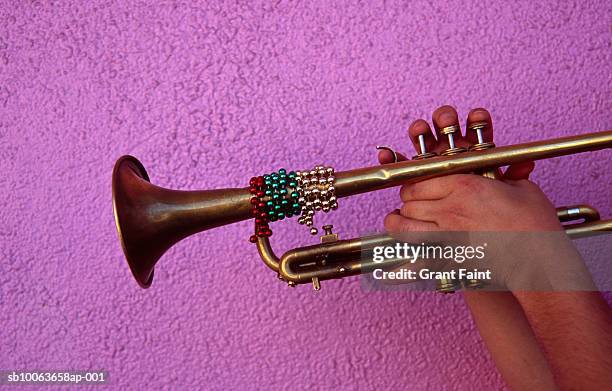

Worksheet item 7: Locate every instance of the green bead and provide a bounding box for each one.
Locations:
[266,201,274,207]
[288,171,296,177]
[290,191,299,198]
[274,205,281,211]
[292,202,300,209]
[271,183,279,189]
[263,175,270,180]
[265,190,272,196]
[280,189,287,195]
[279,179,286,185]
[286,211,293,218]
[279,169,286,175]
[268,210,276,216]
[265,180,271,186]
[273,194,280,200]
[281,199,288,206]
[277,212,285,220]
[288,181,297,187]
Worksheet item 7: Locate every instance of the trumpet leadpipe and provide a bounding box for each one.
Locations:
[334,130,612,197]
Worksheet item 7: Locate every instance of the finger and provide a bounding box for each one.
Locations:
[407,119,437,156]
[399,175,471,201]
[432,105,470,153]
[399,200,443,223]
[503,161,535,180]
[377,149,408,164]
[466,108,494,145]
[384,212,439,233]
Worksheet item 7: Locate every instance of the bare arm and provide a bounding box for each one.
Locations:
[513,291,612,389]
[464,292,556,390]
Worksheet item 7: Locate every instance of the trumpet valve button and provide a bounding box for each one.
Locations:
[440,124,460,135]
[462,279,484,289]
[467,121,487,142]
[467,121,495,150]
[412,152,437,160]
[468,142,496,151]
[441,147,467,156]
[436,278,461,293]
[412,134,438,160]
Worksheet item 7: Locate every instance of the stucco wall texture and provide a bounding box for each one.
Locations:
[1,1,611,390]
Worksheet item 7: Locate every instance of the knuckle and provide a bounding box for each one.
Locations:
[399,185,411,201]
[402,184,424,201]
[384,213,400,232]
[400,202,413,217]
[452,175,477,192]
[444,212,465,229]
[449,203,469,220]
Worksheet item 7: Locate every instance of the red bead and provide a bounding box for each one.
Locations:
[256,190,264,197]
[265,229,272,236]
[250,197,259,205]
[255,218,262,224]
[250,188,257,195]
[249,235,257,243]
[259,212,268,219]
[251,209,259,216]
[257,176,264,185]
[257,202,265,208]
[249,177,257,186]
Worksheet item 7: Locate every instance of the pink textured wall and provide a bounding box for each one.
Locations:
[1,1,611,390]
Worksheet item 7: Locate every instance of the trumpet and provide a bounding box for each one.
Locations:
[112,130,612,290]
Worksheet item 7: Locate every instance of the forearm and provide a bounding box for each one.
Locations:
[513,291,612,389]
[502,235,612,388]
[464,291,556,390]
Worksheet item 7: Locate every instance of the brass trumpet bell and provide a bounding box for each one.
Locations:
[112,156,161,287]
[112,155,252,287]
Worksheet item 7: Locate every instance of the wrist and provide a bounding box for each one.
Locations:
[504,232,594,292]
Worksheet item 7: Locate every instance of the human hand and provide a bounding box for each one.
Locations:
[374,106,589,290]
[379,105,563,233]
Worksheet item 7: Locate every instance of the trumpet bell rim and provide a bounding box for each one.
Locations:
[112,155,154,288]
